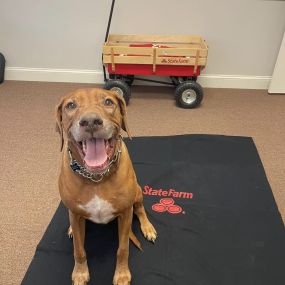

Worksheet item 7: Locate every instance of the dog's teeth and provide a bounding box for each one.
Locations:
[82,141,86,152]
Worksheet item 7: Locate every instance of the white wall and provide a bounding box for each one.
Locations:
[1,0,285,88]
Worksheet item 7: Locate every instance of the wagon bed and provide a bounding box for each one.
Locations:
[103,34,208,77]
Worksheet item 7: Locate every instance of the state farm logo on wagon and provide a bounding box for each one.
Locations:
[143,185,194,215]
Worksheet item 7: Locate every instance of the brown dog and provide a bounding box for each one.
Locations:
[55,88,157,285]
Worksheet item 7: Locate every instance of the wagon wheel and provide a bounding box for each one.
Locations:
[175,81,203,109]
[104,79,131,105]
[109,74,134,86]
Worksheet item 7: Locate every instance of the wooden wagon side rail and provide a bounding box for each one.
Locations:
[103,46,207,71]
[103,34,208,73]
[103,46,208,72]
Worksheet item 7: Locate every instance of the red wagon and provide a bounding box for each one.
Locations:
[103,34,208,108]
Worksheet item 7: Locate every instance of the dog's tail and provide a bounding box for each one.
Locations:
[129,230,142,251]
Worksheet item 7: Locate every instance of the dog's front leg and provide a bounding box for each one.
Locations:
[69,211,90,285]
[113,207,133,285]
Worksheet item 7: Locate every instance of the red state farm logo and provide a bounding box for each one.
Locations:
[143,186,193,215]
[152,198,183,214]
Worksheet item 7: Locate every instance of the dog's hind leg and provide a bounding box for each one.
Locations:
[134,185,157,243]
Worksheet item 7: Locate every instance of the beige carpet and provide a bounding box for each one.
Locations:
[0,81,284,285]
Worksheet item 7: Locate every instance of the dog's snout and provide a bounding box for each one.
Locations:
[79,113,103,129]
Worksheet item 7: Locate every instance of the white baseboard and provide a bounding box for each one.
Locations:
[198,74,271,90]
[5,67,271,90]
[5,67,104,84]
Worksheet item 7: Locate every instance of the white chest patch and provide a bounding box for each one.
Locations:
[79,195,115,224]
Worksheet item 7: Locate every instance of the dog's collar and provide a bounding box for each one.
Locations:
[68,135,122,183]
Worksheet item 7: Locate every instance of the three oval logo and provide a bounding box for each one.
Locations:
[152,198,183,214]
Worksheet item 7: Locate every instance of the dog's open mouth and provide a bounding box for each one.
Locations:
[76,138,115,172]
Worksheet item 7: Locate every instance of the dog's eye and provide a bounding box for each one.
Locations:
[66,102,77,110]
[104,98,114,106]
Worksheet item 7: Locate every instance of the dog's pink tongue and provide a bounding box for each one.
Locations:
[84,139,107,167]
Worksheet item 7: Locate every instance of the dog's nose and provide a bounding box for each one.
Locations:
[79,113,103,129]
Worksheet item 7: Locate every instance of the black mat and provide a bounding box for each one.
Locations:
[21,135,285,285]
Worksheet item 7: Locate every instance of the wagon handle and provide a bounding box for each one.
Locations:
[103,0,116,81]
[105,0,116,43]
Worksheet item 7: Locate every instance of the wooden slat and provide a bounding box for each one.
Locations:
[103,55,207,66]
[111,48,115,72]
[200,39,208,50]
[103,55,153,65]
[156,47,207,57]
[153,48,157,73]
[103,46,208,58]
[194,50,200,73]
[107,34,202,45]
[105,42,202,49]
[103,46,154,55]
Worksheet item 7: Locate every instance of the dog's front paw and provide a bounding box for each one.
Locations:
[141,221,157,243]
[68,225,73,239]
[113,268,131,285]
[72,261,90,285]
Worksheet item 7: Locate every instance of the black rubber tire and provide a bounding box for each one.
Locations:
[0,53,5,84]
[109,74,134,86]
[175,81,203,109]
[104,79,131,105]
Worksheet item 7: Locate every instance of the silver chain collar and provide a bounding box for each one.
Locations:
[68,136,122,183]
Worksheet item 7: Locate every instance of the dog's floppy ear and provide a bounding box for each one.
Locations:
[55,98,64,151]
[113,93,132,139]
